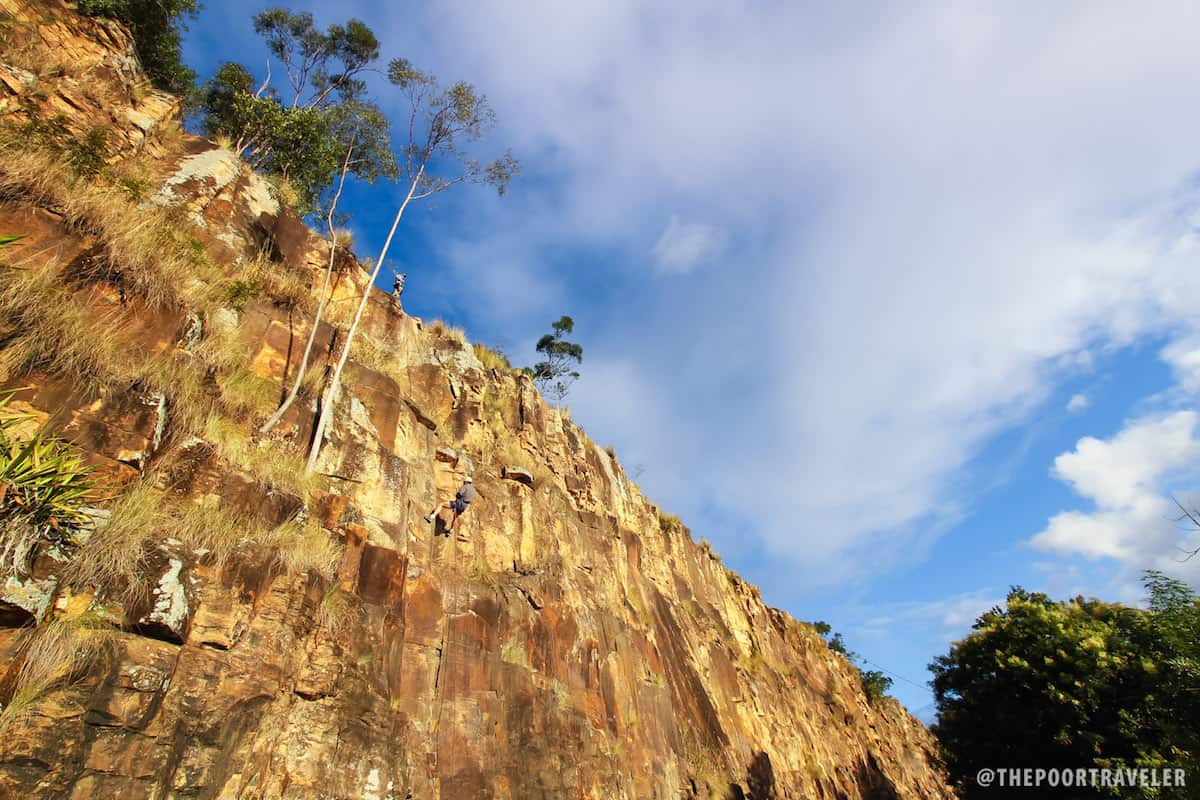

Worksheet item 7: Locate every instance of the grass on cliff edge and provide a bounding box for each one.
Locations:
[0,130,324,496]
[0,124,215,310]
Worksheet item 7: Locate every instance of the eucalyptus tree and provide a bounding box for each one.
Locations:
[532,316,583,403]
[304,60,518,474]
[259,100,396,435]
[199,8,383,211]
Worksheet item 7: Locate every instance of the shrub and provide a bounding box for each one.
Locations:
[224,279,259,310]
[859,669,893,703]
[18,118,110,178]
[76,0,199,95]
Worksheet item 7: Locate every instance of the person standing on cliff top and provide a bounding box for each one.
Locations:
[425,476,475,534]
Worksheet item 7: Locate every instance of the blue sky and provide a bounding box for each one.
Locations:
[183,1,1200,718]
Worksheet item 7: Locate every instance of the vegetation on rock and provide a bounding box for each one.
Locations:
[76,0,199,94]
[199,9,395,214]
[811,620,895,704]
[532,315,583,403]
[0,389,98,553]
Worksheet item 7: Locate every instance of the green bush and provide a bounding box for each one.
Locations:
[76,0,199,95]
[859,670,892,703]
[18,117,110,178]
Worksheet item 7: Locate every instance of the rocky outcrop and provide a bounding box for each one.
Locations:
[0,3,956,798]
[0,0,180,153]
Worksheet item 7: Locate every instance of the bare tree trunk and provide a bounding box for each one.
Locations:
[304,165,425,474]
[259,146,355,435]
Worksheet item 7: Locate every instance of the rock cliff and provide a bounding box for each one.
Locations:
[0,2,956,798]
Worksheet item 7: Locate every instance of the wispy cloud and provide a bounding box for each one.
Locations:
[652,215,727,275]
[1066,393,1090,413]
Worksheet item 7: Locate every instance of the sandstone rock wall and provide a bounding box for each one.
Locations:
[0,2,955,798]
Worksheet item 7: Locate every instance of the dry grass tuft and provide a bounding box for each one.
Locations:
[319,584,356,635]
[332,228,354,251]
[473,342,513,372]
[351,333,395,376]
[169,499,247,569]
[0,130,217,310]
[63,482,161,608]
[0,613,114,734]
[236,255,313,312]
[215,365,278,419]
[427,318,467,346]
[299,359,328,399]
[0,262,139,386]
[262,515,342,579]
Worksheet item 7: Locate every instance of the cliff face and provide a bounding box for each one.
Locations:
[0,2,955,798]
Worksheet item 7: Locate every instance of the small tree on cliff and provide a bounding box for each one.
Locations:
[303,60,518,475]
[532,316,583,404]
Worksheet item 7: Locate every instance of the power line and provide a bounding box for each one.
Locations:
[860,658,929,692]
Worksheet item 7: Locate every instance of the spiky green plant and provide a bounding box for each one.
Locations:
[0,389,96,544]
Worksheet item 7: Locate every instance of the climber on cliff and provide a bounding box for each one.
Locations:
[424,476,475,534]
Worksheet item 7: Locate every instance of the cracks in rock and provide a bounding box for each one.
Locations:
[516,585,544,611]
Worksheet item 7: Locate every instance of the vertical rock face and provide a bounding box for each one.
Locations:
[0,2,955,798]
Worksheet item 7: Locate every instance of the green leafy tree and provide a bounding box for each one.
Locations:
[304,60,518,474]
[532,316,583,403]
[76,0,199,95]
[252,9,378,108]
[199,9,387,213]
[930,575,1200,799]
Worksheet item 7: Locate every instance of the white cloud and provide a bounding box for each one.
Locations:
[651,216,726,275]
[347,0,1200,585]
[1031,411,1200,567]
[1066,393,1090,413]
[1162,337,1200,393]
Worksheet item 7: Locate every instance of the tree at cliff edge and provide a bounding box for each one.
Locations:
[532,316,583,404]
[304,60,518,475]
